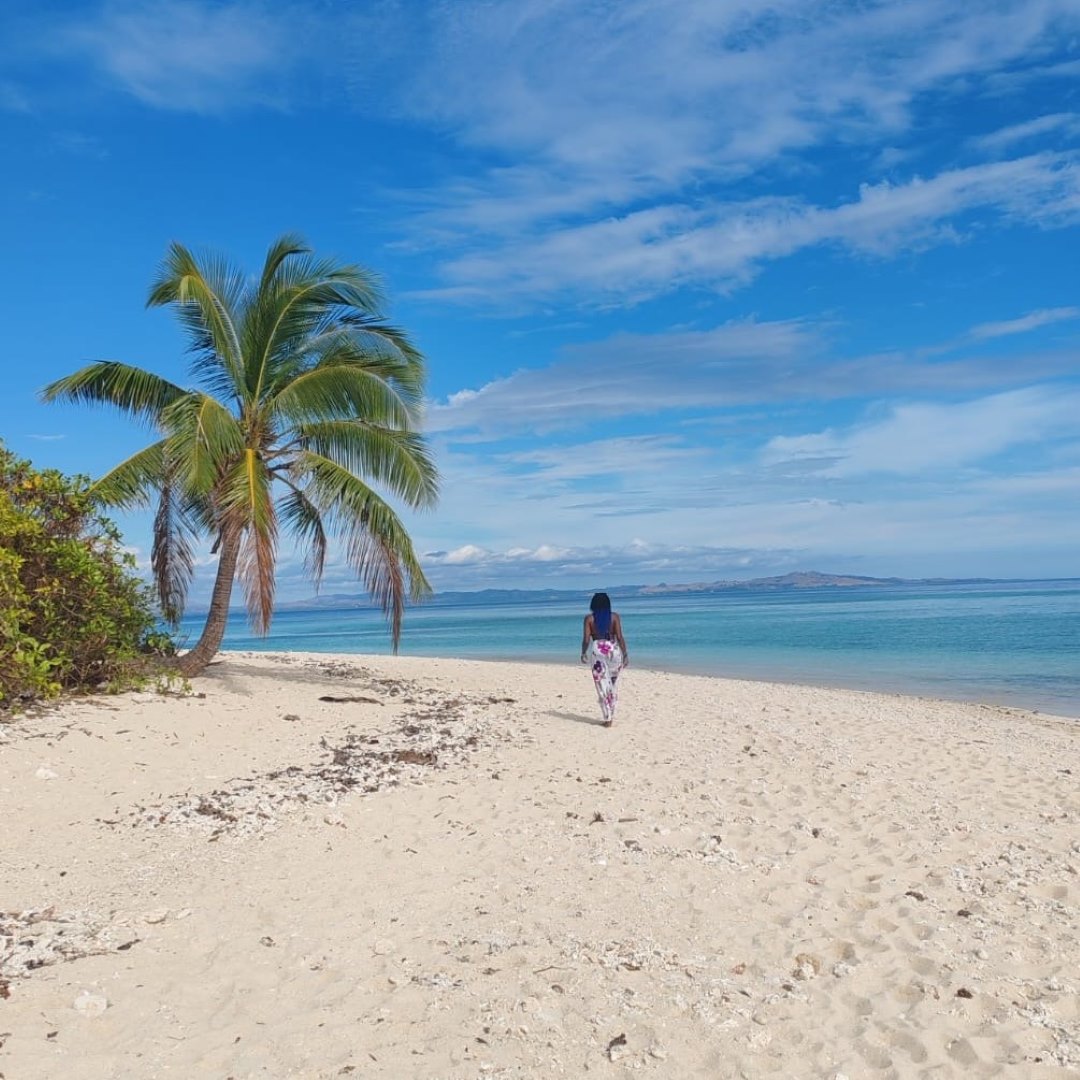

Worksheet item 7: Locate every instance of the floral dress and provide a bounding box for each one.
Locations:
[587,637,624,723]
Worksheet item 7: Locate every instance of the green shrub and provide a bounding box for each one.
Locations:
[0,444,171,709]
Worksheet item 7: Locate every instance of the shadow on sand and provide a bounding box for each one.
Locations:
[545,709,607,727]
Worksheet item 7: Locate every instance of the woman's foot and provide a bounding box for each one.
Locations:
[602,718,613,727]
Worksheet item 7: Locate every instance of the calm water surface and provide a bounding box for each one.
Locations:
[180,581,1080,718]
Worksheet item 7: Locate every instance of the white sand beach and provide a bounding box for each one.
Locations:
[2,652,1078,1079]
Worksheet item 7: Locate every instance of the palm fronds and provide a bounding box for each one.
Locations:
[294,420,438,509]
[218,449,278,633]
[267,356,418,429]
[147,242,246,403]
[278,485,328,588]
[89,440,167,509]
[152,475,200,626]
[297,450,431,649]
[40,362,185,425]
[244,260,386,406]
[160,393,245,494]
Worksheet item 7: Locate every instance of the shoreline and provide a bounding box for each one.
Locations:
[182,577,1080,720]
[4,651,1079,1077]
[218,647,1080,721]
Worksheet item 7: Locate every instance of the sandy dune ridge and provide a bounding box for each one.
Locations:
[2,651,1078,1078]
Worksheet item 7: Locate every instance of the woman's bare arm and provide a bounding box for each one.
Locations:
[581,614,593,661]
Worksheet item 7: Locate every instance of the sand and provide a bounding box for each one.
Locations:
[2,651,1078,1079]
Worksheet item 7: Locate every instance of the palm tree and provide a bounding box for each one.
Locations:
[43,234,438,675]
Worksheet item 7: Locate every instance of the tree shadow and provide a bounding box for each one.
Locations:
[545,709,607,727]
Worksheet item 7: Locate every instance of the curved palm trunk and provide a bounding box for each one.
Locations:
[177,530,241,676]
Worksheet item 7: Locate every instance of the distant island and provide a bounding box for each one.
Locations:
[272,570,1025,612]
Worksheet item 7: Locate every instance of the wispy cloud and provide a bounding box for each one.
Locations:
[969,307,1080,340]
[354,1,1080,305]
[429,314,1080,434]
[373,1,1078,192]
[502,435,710,486]
[971,113,1080,154]
[417,153,1080,305]
[61,0,303,112]
[428,318,824,433]
[16,1,1080,315]
[761,386,1080,477]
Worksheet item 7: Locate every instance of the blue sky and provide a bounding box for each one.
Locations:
[2,0,1080,601]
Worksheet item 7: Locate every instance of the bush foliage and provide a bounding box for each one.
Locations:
[0,444,168,708]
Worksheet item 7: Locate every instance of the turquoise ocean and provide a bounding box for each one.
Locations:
[180,580,1080,718]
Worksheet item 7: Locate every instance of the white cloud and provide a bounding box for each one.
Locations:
[761,386,1080,477]
[372,1,1078,198]
[17,1,1080,313]
[441,544,488,565]
[418,153,1080,304]
[971,113,1080,154]
[427,318,822,432]
[503,436,709,485]
[351,0,1080,306]
[423,544,520,569]
[410,472,1080,590]
[428,315,1080,434]
[969,306,1080,340]
[419,538,808,587]
[62,1,302,112]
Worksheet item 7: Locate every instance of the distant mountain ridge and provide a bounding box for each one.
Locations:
[273,570,1012,611]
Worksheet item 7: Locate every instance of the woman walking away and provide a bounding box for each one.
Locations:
[581,592,630,727]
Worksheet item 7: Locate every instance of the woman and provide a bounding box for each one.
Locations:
[580,592,629,727]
